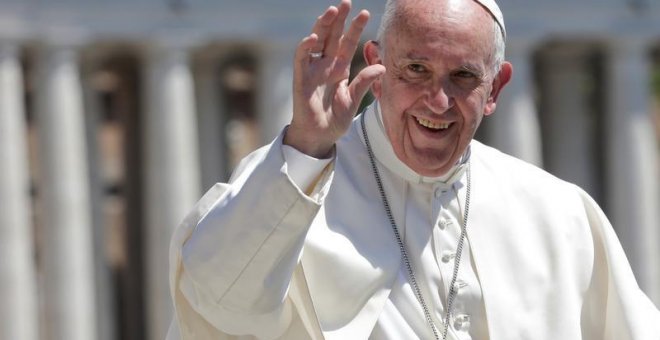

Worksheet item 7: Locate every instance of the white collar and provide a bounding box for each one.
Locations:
[359,102,470,186]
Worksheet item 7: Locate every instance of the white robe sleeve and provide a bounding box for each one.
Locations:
[578,188,660,339]
[281,144,333,191]
[168,132,334,339]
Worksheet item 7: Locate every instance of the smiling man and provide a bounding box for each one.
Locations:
[168,1,660,339]
[364,0,508,178]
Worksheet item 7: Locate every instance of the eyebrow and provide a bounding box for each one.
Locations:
[403,52,430,61]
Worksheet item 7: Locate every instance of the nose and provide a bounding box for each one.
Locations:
[425,79,454,114]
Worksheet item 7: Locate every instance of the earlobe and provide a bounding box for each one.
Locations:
[485,61,513,116]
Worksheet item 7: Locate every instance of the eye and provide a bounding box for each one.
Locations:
[401,63,430,81]
[407,63,427,74]
[452,70,477,79]
[450,68,483,90]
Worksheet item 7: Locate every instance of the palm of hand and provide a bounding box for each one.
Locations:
[286,0,385,158]
[301,57,353,140]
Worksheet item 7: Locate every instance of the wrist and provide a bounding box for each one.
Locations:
[283,126,335,159]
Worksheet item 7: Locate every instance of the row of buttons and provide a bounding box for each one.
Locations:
[433,186,472,336]
[439,248,472,335]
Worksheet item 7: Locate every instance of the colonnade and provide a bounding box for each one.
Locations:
[0,34,658,340]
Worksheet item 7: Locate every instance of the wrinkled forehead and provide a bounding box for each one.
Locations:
[382,0,499,72]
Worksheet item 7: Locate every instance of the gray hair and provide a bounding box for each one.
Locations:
[375,0,506,75]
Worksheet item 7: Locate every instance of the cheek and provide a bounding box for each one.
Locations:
[456,99,487,135]
[385,82,424,108]
[473,86,491,106]
[461,89,490,117]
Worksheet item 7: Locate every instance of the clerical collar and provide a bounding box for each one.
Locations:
[360,101,470,185]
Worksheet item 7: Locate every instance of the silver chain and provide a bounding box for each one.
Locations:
[360,113,472,340]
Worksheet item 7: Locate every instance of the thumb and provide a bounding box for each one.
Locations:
[348,64,386,112]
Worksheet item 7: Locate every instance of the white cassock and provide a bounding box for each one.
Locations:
[168,103,660,340]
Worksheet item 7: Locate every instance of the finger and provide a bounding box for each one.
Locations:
[324,0,352,57]
[348,64,386,112]
[293,34,320,92]
[294,33,319,66]
[310,6,338,53]
[337,10,370,63]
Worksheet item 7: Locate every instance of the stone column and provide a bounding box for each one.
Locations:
[80,55,116,340]
[195,51,228,188]
[257,42,295,143]
[538,44,601,198]
[34,44,97,340]
[143,42,201,340]
[605,38,660,304]
[0,45,38,340]
[487,38,543,166]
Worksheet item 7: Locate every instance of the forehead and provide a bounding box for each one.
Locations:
[385,0,495,65]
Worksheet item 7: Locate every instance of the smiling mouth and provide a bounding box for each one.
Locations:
[415,117,450,130]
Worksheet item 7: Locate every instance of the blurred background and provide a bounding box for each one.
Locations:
[0,0,658,339]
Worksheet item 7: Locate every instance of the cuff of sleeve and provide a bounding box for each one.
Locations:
[282,144,333,192]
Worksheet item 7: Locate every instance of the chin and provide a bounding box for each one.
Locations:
[415,167,451,177]
[408,158,453,177]
[406,150,456,176]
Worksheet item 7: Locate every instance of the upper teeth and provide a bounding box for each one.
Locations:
[416,118,449,130]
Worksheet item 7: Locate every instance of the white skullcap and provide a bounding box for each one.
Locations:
[473,0,506,40]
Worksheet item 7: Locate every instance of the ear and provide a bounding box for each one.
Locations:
[484,61,512,116]
[363,40,383,98]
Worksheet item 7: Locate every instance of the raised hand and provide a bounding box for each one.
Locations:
[284,0,386,158]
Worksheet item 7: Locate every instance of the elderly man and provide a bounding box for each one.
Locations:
[168,0,660,339]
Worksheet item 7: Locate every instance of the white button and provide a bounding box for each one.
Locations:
[441,251,455,263]
[437,219,451,230]
[453,314,471,331]
[454,280,468,291]
[433,186,451,198]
